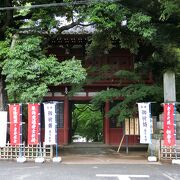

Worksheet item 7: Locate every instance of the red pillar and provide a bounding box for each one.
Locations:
[104,101,110,144]
[64,96,69,145]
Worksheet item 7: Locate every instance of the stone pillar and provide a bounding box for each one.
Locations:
[163,71,176,102]
[160,71,180,139]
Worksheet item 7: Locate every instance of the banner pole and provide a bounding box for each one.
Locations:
[149,103,153,156]
[20,104,22,157]
[38,103,42,157]
[174,103,177,159]
[34,103,44,163]
[55,103,58,158]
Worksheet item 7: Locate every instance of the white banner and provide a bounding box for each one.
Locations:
[44,103,56,145]
[138,103,151,144]
[0,111,7,147]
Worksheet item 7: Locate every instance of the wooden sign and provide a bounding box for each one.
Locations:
[134,118,139,135]
[125,118,139,135]
[130,118,134,135]
[125,118,130,135]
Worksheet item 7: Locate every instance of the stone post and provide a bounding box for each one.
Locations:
[157,71,180,139]
[163,71,176,102]
[150,71,179,159]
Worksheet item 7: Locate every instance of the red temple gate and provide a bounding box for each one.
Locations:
[41,34,153,146]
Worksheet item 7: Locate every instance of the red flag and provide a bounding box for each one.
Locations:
[164,103,175,146]
[9,104,21,145]
[28,104,40,145]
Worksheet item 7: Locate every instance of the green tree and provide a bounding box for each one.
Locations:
[72,104,103,142]
[1,36,86,103]
[85,0,179,119]
[0,0,179,116]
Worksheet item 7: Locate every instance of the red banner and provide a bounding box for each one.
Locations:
[9,104,21,145]
[28,104,40,145]
[164,103,175,146]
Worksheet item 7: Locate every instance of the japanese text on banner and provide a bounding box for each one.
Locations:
[28,104,40,145]
[163,103,175,146]
[44,103,56,145]
[138,103,151,144]
[9,104,21,145]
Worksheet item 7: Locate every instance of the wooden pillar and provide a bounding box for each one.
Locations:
[104,101,110,144]
[64,96,69,145]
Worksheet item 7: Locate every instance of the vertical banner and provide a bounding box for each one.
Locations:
[0,111,7,147]
[9,104,21,145]
[28,104,40,145]
[44,103,56,145]
[163,103,175,146]
[138,103,151,144]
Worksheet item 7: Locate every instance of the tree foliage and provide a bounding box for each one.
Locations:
[0,0,179,116]
[72,104,103,142]
[1,36,86,103]
[91,70,163,121]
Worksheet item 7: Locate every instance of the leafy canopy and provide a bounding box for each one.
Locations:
[1,36,87,103]
[72,104,103,142]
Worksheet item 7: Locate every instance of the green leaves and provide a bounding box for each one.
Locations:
[1,36,86,103]
[72,104,103,142]
[92,70,163,122]
[127,12,156,40]
[57,57,87,84]
[159,0,180,20]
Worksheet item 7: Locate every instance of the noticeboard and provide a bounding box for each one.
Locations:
[125,118,139,135]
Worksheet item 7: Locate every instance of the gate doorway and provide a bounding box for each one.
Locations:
[69,101,104,143]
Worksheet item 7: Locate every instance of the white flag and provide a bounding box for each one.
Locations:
[44,103,56,145]
[138,103,151,144]
[0,111,7,147]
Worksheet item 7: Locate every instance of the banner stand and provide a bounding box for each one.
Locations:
[0,111,8,147]
[53,102,62,163]
[137,102,157,162]
[17,104,26,163]
[35,103,45,163]
[172,103,180,164]
[147,103,157,162]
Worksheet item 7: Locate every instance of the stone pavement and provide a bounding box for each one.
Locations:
[59,143,161,165]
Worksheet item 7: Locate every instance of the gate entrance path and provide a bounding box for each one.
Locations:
[59,142,159,164]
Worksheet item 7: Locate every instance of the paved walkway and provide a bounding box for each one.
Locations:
[59,143,161,165]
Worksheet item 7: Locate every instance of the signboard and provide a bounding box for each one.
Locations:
[28,103,40,145]
[129,118,135,135]
[125,118,130,135]
[125,118,139,135]
[138,103,151,144]
[9,104,21,145]
[0,111,7,147]
[163,103,175,146]
[134,118,139,135]
[44,103,56,145]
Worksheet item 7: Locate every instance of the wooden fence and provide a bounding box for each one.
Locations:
[0,142,53,161]
[160,140,180,160]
